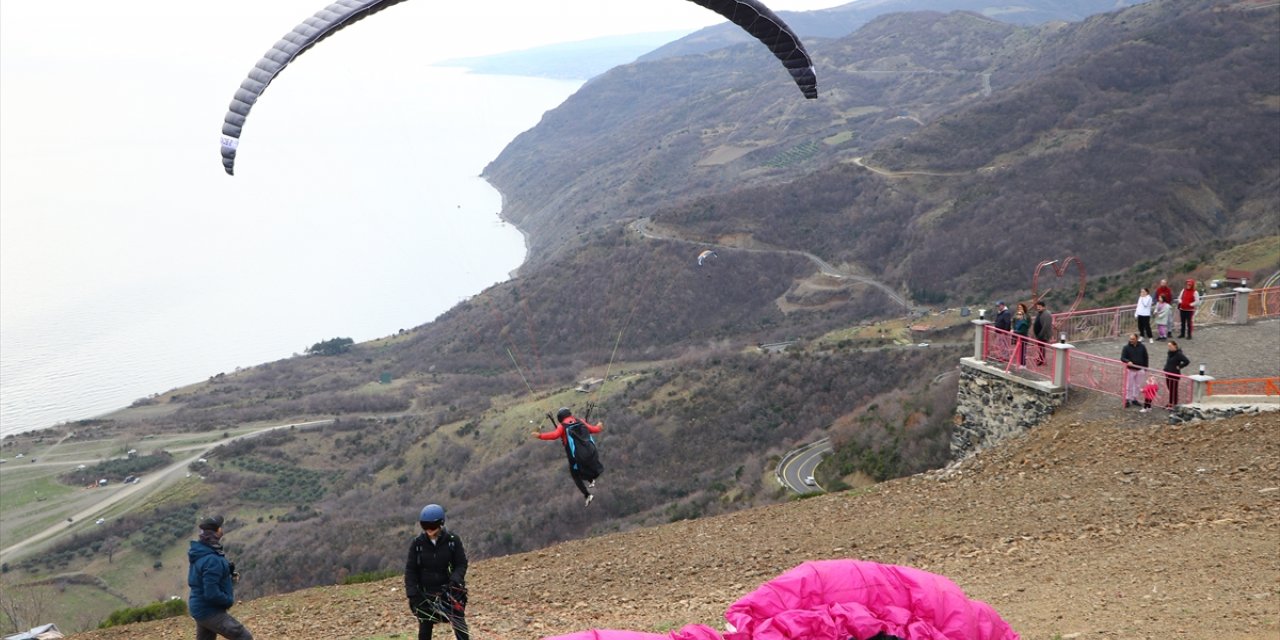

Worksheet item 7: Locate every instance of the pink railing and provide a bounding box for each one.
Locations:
[980,325,1193,406]
[1050,286,1279,343]
[981,326,1054,381]
[1069,349,1193,407]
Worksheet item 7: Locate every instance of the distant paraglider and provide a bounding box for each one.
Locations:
[220,0,817,175]
[696,250,718,266]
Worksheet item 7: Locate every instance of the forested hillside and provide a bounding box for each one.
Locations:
[487,0,1279,298]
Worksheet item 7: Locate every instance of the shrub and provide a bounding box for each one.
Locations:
[99,598,187,628]
[341,569,399,585]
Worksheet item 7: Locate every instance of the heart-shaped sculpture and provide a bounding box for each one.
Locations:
[1030,256,1087,314]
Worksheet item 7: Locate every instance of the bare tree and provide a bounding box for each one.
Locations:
[0,580,54,634]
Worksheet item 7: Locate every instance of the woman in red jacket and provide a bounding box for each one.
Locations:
[532,407,604,506]
[1177,279,1201,339]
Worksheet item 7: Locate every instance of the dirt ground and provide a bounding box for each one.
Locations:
[72,392,1279,640]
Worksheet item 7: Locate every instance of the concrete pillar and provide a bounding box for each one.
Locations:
[1051,341,1074,389]
[972,319,991,360]
[1190,374,1215,403]
[1233,286,1252,324]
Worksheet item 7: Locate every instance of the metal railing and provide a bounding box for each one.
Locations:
[1050,287,1279,343]
[980,324,1192,406]
[1206,377,1280,397]
[981,326,1054,380]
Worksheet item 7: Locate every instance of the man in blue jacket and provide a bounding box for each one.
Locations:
[188,515,253,640]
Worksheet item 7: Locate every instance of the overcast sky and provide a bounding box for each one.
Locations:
[0,0,846,295]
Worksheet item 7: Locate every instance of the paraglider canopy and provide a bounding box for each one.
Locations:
[220,0,817,175]
[697,250,718,266]
[542,559,1020,640]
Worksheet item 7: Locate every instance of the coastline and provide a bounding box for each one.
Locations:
[3,177,530,442]
[485,175,531,281]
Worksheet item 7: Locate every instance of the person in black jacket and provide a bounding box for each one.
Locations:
[1162,340,1191,408]
[993,301,1012,332]
[405,504,469,640]
[1032,300,1054,365]
[1120,333,1149,408]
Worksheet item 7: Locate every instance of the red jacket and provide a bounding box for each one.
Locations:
[1178,283,1200,311]
[537,417,602,446]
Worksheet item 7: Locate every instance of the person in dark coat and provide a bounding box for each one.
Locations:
[405,503,469,640]
[993,301,1012,332]
[1163,340,1191,407]
[1032,300,1054,365]
[1120,333,1150,408]
[188,515,253,640]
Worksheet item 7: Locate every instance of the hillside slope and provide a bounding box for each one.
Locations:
[74,402,1280,639]
[486,0,1280,295]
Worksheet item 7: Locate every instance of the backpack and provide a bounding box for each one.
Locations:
[563,419,603,481]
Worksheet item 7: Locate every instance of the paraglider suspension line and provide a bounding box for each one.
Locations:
[506,346,536,397]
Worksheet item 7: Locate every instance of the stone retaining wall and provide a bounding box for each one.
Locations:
[953,358,1066,458]
[1169,403,1279,424]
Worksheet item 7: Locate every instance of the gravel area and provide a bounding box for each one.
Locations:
[1071,318,1280,381]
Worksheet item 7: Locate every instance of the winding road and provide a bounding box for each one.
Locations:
[0,419,330,563]
[776,438,832,494]
[628,218,914,312]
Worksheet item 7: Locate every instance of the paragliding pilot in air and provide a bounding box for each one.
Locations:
[533,406,604,506]
[405,503,469,640]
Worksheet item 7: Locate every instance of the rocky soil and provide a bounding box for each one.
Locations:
[73,394,1279,640]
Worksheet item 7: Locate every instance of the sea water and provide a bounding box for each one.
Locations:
[0,65,583,437]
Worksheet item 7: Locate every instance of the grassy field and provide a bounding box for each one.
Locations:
[0,421,308,631]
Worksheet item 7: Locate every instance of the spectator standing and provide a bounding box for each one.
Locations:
[1163,340,1191,408]
[993,301,1012,331]
[1032,300,1053,365]
[1120,333,1149,408]
[1135,288,1154,342]
[1153,295,1173,341]
[1177,279,1201,339]
[1154,279,1174,308]
[188,515,253,640]
[1012,303,1031,367]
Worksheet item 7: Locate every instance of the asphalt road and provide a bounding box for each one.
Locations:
[777,438,832,494]
[629,218,916,312]
[0,419,330,563]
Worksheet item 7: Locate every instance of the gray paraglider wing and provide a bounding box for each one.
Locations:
[220,0,412,176]
[220,0,817,176]
[687,0,818,100]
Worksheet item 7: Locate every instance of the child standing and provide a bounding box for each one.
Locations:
[1153,296,1172,340]
[1140,375,1160,413]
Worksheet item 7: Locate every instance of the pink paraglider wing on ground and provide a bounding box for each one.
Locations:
[722,560,1019,640]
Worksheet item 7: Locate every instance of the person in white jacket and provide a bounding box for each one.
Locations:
[1135,287,1154,343]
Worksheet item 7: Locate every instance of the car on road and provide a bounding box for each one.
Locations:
[804,475,817,486]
